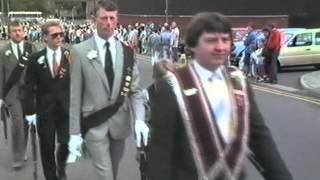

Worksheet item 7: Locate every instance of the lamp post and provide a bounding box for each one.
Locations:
[165,0,168,23]
[71,6,76,23]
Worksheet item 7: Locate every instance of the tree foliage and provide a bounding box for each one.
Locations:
[9,0,54,14]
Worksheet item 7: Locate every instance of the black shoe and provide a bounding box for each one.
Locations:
[57,169,67,180]
[12,161,25,170]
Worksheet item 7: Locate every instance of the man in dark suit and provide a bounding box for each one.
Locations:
[0,20,36,169]
[147,12,293,180]
[25,21,70,180]
[69,1,148,180]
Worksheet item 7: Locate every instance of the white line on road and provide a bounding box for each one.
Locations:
[252,85,320,105]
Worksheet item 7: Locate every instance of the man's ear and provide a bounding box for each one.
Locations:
[43,34,48,43]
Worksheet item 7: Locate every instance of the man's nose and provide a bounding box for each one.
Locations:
[214,41,225,51]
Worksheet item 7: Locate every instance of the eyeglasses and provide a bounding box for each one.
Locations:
[49,32,64,39]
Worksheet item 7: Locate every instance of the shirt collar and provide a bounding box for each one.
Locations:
[193,61,224,82]
[46,46,62,56]
[94,32,116,50]
[10,40,24,49]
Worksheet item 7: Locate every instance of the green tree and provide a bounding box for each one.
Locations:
[9,0,54,14]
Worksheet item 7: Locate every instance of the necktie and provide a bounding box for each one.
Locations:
[52,51,58,77]
[105,41,114,90]
[17,44,22,60]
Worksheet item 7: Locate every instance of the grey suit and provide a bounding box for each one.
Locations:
[69,37,145,180]
[0,41,36,164]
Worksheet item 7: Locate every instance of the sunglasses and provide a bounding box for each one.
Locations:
[50,32,64,39]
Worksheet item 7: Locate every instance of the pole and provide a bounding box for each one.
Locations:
[1,0,4,23]
[165,0,168,23]
[1,0,4,14]
[30,124,38,180]
[72,6,75,23]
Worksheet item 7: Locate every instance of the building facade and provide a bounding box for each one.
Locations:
[53,0,319,27]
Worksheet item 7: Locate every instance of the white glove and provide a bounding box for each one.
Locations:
[0,99,4,109]
[68,134,83,157]
[26,114,37,126]
[135,120,149,148]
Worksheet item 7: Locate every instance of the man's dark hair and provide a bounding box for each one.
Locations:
[185,12,232,48]
[8,20,23,33]
[93,0,118,17]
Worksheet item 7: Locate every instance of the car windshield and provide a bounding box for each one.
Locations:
[283,33,294,44]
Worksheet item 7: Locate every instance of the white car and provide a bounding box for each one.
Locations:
[279,28,320,70]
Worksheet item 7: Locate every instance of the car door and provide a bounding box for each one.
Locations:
[280,32,313,66]
[312,31,320,65]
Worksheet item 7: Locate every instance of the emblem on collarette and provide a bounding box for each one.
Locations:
[120,75,132,97]
[183,88,198,96]
[233,90,245,107]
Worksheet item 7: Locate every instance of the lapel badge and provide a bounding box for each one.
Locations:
[183,88,198,96]
[125,75,132,81]
[121,92,128,97]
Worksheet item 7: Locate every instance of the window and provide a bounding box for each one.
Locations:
[315,32,320,45]
[288,33,312,47]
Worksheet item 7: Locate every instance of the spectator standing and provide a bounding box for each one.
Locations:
[264,24,282,83]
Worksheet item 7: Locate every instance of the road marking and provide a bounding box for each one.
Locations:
[252,84,320,105]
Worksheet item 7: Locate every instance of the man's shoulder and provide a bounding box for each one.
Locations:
[29,48,45,59]
[0,42,10,52]
[71,38,94,54]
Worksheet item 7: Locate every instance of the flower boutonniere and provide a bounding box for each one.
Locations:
[64,50,71,63]
[37,56,47,68]
[5,50,11,56]
[87,50,98,62]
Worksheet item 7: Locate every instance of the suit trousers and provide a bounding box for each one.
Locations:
[37,107,69,180]
[84,120,125,180]
[7,99,29,163]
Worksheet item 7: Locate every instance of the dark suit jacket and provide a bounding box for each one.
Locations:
[24,48,70,118]
[147,78,293,180]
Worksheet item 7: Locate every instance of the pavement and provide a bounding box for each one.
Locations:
[300,70,320,95]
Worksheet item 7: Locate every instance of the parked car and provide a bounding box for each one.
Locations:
[278,28,320,70]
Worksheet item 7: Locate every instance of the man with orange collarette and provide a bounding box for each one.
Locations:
[25,21,70,180]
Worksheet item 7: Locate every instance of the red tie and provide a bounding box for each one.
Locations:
[52,52,58,77]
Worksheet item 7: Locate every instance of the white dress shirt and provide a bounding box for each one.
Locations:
[46,47,62,77]
[94,33,116,69]
[193,61,233,143]
[10,41,24,60]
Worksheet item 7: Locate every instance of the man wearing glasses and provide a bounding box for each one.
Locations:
[25,21,70,180]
